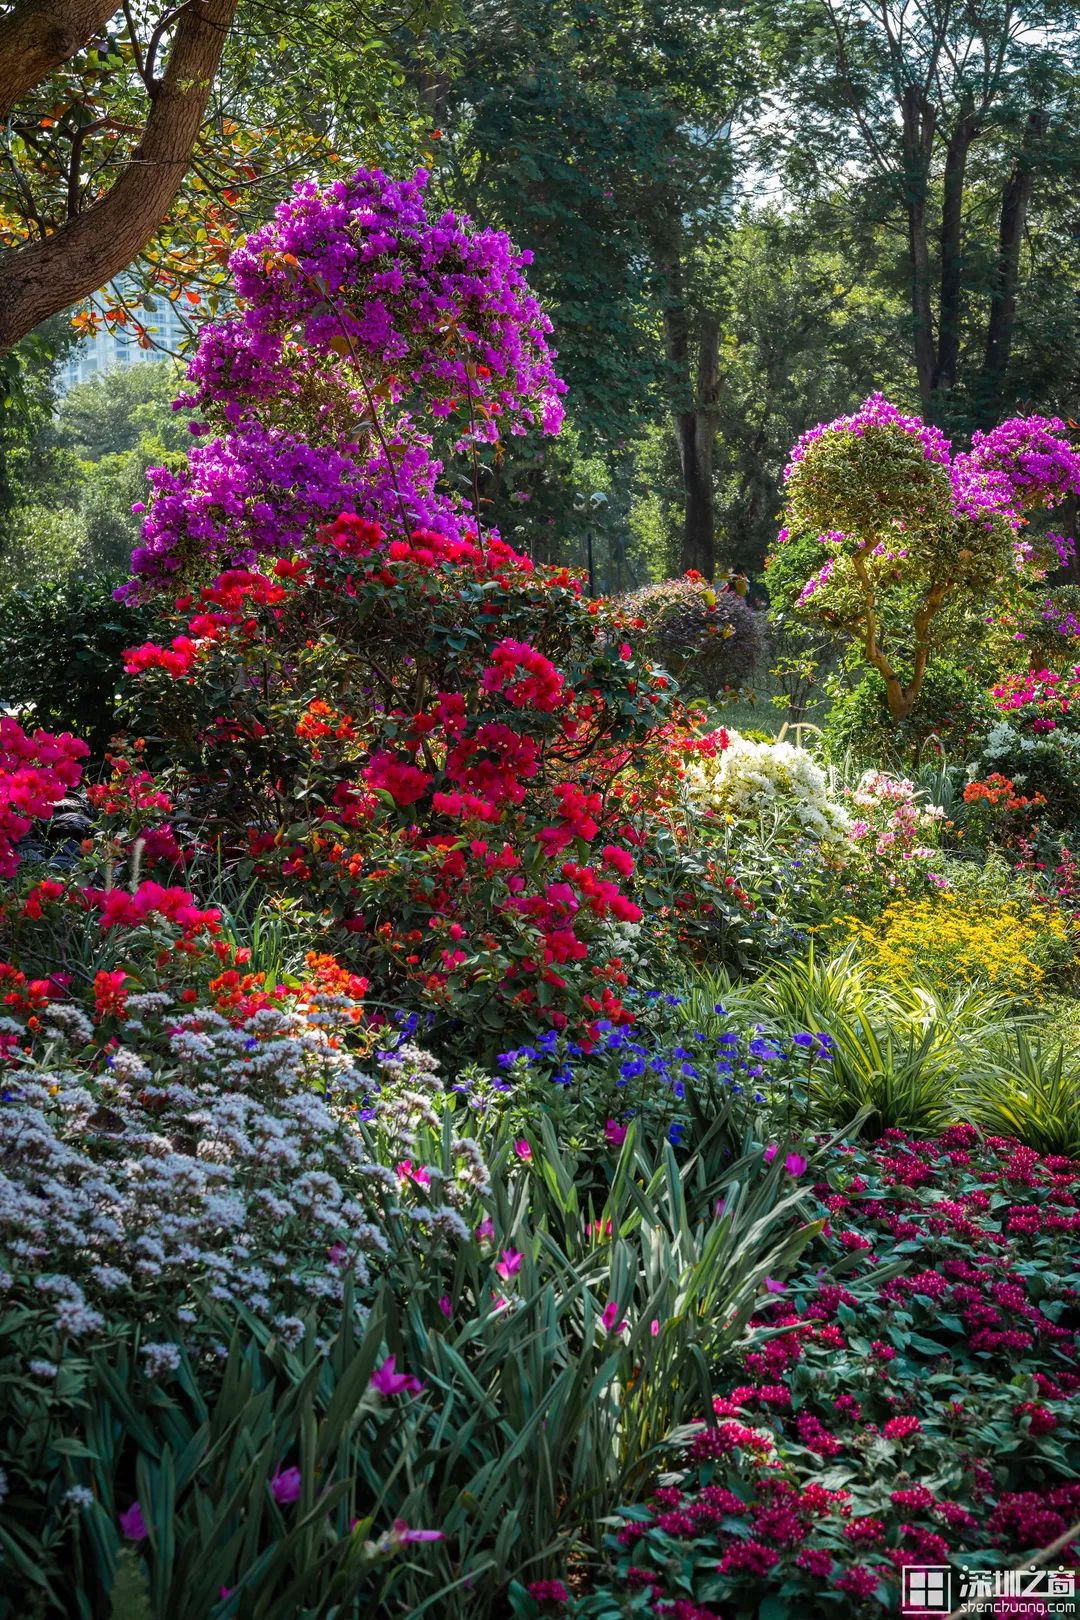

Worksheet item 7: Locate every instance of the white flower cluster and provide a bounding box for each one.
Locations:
[0,995,491,1343]
[683,731,850,842]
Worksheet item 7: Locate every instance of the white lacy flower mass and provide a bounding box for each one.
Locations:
[683,731,849,841]
[0,995,492,1342]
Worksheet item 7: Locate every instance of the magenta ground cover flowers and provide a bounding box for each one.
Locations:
[571,1125,1080,1617]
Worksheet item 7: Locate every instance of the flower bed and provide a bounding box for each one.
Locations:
[573,1126,1080,1618]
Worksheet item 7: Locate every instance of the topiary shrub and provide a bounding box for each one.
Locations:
[619,573,768,699]
[822,661,995,769]
[767,394,1080,721]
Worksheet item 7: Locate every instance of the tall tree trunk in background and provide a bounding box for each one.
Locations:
[660,253,719,579]
[933,99,976,395]
[1058,494,1080,583]
[900,85,937,417]
[675,313,720,578]
[981,108,1049,424]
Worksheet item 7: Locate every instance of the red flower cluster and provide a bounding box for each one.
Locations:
[0,719,89,878]
[123,502,680,1044]
[93,882,221,937]
[481,638,568,712]
[992,664,1080,733]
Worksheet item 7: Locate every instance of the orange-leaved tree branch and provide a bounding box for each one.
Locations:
[0,0,238,355]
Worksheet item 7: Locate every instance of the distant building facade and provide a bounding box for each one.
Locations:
[57,282,193,393]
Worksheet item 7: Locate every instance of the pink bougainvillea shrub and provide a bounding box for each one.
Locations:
[0,718,88,878]
[767,395,1080,722]
[117,166,566,598]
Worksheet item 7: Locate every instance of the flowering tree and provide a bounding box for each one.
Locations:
[119,166,690,1042]
[767,396,1080,720]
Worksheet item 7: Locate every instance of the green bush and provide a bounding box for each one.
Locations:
[0,576,149,750]
[619,575,768,698]
[2,503,89,588]
[689,946,1025,1137]
[822,661,994,769]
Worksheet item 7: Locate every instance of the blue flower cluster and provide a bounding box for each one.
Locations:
[493,988,835,1139]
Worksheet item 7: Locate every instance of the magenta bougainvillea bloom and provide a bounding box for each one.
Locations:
[118,166,566,599]
[0,719,89,879]
[773,394,1080,720]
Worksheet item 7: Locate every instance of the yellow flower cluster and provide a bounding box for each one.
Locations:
[843,895,1072,1001]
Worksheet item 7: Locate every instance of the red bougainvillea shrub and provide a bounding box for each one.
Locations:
[567,1127,1080,1619]
[121,514,701,1045]
[0,718,89,878]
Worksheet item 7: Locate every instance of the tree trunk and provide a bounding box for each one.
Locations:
[981,108,1049,423]
[0,0,238,355]
[933,100,976,395]
[656,227,721,579]
[0,0,118,121]
[900,85,937,416]
[675,314,720,579]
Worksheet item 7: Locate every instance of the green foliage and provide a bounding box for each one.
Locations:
[0,319,77,552]
[53,365,188,463]
[822,662,995,769]
[0,1107,822,1620]
[434,0,746,449]
[709,208,905,575]
[644,815,835,975]
[47,362,191,575]
[2,503,90,588]
[0,576,150,750]
[965,1031,1080,1158]
[620,576,768,698]
[107,1552,153,1620]
[757,0,1080,428]
[689,946,1031,1138]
